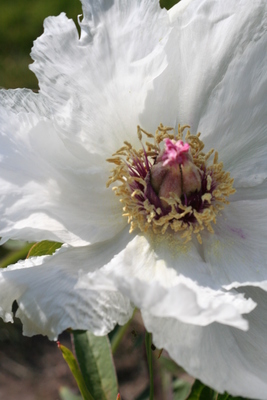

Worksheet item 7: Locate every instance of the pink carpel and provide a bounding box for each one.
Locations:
[161,139,190,167]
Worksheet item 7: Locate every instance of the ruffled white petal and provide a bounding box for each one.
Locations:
[111,275,254,330]
[192,0,267,197]
[142,0,266,126]
[143,286,267,399]
[0,89,125,245]
[0,0,174,245]
[141,0,267,199]
[85,234,256,330]
[30,1,172,157]
[0,230,134,339]
[199,3,267,194]
[168,0,193,19]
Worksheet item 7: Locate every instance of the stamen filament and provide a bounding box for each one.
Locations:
[107,124,235,243]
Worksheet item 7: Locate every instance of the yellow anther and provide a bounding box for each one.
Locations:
[107,124,235,243]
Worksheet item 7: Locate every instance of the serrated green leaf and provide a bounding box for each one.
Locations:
[27,240,62,257]
[58,342,94,400]
[73,331,118,400]
[59,387,83,400]
[187,380,216,400]
[173,379,192,400]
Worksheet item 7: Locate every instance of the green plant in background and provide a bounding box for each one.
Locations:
[0,0,81,89]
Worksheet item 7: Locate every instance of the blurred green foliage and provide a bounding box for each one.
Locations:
[0,241,33,269]
[0,0,82,89]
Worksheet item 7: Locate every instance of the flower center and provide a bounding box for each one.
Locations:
[107,124,235,244]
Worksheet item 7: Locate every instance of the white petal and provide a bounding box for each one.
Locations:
[0,1,174,245]
[141,0,267,198]
[196,8,267,189]
[97,235,255,330]
[192,0,267,193]
[30,2,172,156]
[231,178,267,202]
[0,89,125,245]
[143,286,267,399]
[0,231,133,339]
[203,199,267,288]
[168,0,193,20]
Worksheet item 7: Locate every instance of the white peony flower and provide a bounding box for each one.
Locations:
[0,0,267,397]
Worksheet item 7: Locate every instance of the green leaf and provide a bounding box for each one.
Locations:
[59,387,83,400]
[73,331,118,400]
[160,0,180,10]
[216,394,244,400]
[27,240,62,257]
[187,380,216,400]
[173,379,192,400]
[58,342,95,400]
[187,381,247,400]
[0,242,33,268]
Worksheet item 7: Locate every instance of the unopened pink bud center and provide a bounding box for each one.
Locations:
[161,139,190,166]
[150,139,202,205]
[107,124,235,243]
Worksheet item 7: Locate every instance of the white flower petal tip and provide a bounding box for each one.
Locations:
[224,280,267,292]
[108,273,255,331]
[0,243,134,340]
[78,234,256,331]
[168,0,193,22]
[143,287,267,400]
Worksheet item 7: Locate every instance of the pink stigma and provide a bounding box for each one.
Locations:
[161,139,190,166]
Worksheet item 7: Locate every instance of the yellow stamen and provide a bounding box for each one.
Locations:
[107,124,235,243]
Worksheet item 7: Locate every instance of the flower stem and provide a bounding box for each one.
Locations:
[145,332,154,400]
[111,309,136,354]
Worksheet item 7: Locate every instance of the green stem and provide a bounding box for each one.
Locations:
[145,332,154,400]
[111,309,136,354]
